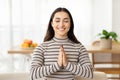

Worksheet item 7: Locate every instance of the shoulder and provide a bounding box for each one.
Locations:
[36,39,54,48]
[69,40,82,47]
[70,40,86,50]
[33,40,52,52]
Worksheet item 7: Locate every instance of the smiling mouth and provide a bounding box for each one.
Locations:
[58,28,65,31]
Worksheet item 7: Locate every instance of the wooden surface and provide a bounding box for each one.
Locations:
[86,45,120,54]
[8,48,34,54]
[89,41,120,79]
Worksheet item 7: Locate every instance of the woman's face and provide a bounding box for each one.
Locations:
[51,11,70,38]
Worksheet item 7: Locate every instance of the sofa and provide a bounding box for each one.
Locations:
[0,71,107,80]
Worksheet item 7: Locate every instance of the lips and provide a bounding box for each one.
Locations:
[57,28,65,31]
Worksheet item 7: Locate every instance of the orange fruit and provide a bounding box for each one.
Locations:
[27,40,33,45]
[24,39,29,44]
[33,43,38,47]
[21,43,29,48]
[30,44,34,48]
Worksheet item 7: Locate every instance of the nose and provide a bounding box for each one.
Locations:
[59,21,64,27]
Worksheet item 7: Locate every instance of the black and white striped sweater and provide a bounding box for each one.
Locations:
[30,37,93,80]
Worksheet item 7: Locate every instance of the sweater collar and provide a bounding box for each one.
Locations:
[53,37,69,42]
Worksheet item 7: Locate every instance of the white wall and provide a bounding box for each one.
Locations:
[92,0,112,40]
[92,0,120,40]
[112,0,120,39]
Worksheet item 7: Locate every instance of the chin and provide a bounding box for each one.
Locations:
[59,34,67,37]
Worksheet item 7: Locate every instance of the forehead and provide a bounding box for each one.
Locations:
[53,11,70,19]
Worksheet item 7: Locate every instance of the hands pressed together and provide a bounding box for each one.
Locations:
[58,45,67,68]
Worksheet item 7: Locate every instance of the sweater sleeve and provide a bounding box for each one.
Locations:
[64,44,93,79]
[30,44,61,80]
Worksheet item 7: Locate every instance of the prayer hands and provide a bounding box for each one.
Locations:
[58,45,67,67]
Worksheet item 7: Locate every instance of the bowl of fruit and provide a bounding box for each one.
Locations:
[21,39,38,49]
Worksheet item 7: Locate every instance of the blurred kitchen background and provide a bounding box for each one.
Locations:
[0,0,120,74]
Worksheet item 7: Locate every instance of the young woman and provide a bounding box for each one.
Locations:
[30,7,93,80]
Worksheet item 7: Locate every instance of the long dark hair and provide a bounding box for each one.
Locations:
[44,7,80,43]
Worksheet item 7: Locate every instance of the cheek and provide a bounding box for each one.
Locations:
[52,25,58,32]
[51,22,57,29]
[53,25,58,30]
[67,27,70,32]
[52,22,58,27]
[66,24,70,30]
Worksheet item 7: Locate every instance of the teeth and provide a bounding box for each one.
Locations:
[58,28,64,31]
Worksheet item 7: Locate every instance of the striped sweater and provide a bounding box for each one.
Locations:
[30,37,93,80]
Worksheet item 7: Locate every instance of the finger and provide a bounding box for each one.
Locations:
[63,51,66,58]
[60,45,64,51]
[63,54,67,66]
[60,45,63,48]
[58,52,63,67]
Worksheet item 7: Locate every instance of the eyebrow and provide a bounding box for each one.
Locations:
[55,17,70,20]
[64,18,69,20]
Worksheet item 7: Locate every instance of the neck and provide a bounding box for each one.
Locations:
[53,36,69,42]
[54,35,68,39]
